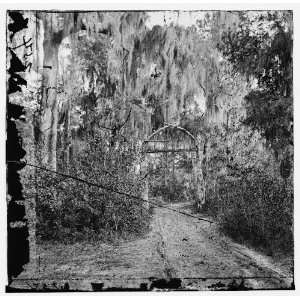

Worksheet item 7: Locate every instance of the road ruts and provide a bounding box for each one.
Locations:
[154,202,293,290]
[10,202,293,291]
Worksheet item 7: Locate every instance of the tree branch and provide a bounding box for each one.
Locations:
[199,82,206,96]
[117,107,132,131]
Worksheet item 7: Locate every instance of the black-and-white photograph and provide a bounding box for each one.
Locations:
[5,7,294,292]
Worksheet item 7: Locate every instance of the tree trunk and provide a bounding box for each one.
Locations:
[37,32,60,170]
[62,99,71,169]
[36,13,63,170]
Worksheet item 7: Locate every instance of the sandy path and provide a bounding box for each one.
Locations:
[11,202,293,291]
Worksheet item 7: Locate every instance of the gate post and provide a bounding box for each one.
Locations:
[193,135,206,210]
[141,177,150,209]
[136,141,150,210]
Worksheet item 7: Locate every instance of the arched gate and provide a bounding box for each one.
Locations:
[140,124,205,208]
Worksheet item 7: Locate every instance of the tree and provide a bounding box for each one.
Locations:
[34,12,113,170]
[218,11,293,164]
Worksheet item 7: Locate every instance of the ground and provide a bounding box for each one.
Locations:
[11,202,294,291]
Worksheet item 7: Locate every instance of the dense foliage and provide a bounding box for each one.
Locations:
[218,11,293,159]
[204,170,293,254]
[200,11,294,255]
[15,11,293,257]
[24,133,151,242]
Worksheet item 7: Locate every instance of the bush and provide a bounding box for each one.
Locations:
[203,170,293,254]
[31,134,152,243]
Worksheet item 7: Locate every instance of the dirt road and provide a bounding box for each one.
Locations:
[11,202,293,291]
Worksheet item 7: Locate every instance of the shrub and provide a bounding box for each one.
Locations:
[27,134,152,243]
[203,170,293,254]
